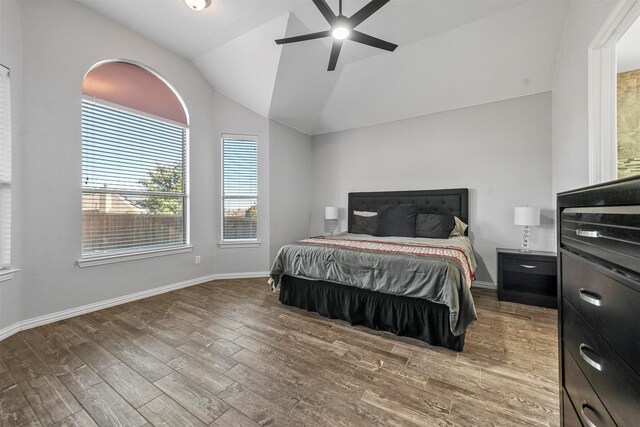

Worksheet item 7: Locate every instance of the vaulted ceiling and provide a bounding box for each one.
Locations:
[77,0,571,135]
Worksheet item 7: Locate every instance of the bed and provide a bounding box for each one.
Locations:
[269,189,477,351]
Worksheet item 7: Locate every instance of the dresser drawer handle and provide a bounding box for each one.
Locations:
[579,344,602,372]
[576,229,600,238]
[581,402,598,427]
[579,288,601,307]
[520,264,538,269]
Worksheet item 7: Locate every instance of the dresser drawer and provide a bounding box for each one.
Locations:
[562,251,640,373]
[561,205,640,276]
[563,300,640,426]
[563,347,616,427]
[502,257,556,275]
[562,390,582,427]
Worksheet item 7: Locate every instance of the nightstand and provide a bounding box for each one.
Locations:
[497,248,557,308]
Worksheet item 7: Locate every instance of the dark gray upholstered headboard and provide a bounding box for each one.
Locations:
[347,189,469,234]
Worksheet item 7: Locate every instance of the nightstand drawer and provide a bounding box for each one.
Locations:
[563,299,640,426]
[502,257,556,275]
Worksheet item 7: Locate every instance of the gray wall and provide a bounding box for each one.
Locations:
[269,121,312,262]
[0,0,24,331]
[0,0,310,330]
[551,0,617,197]
[310,92,554,284]
[2,0,617,331]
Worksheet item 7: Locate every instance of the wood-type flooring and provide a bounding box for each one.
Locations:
[0,278,559,426]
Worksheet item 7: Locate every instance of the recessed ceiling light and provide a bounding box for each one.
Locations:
[184,0,211,11]
[332,26,350,40]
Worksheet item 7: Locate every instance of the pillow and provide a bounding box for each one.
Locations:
[352,214,378,235]
[449,216,469,237]
[415,213,455,239]
[376,204,417,237]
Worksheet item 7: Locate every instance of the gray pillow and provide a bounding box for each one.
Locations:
[352,214,378,235]
[376,204,417,237]
[415,213,455,239]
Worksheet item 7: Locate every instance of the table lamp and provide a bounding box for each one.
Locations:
[514,206,540,253]
[325,207,338,235]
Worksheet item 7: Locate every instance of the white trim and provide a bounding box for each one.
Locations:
[0,323,20,341]
[0,270,270,341]
[78,245,193,267]
[218,241,261,249]
[471,280,497,290]
[0,268,19,282]
[588,0,640,184]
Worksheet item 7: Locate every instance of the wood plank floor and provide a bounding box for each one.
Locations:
[0,278,559,426]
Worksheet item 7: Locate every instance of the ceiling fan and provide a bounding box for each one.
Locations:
[275,0,398,71]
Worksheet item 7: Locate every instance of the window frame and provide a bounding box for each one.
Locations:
[0,63,18,281]
[78,96,191,267]
[219,133,260,248]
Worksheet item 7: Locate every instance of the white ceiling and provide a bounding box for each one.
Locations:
[77,0,571,135]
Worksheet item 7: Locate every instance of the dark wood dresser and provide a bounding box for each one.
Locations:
[557,176,640,427]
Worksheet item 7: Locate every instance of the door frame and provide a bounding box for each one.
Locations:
[588,0,640,184]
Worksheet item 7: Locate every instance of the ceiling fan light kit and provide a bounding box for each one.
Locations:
[274,0,398,71]
[332,26,350,40]
[184,0,211,12]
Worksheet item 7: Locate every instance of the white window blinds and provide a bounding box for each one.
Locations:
[0,66,11,269]
[81,99,188,257]
[222,135,258,241]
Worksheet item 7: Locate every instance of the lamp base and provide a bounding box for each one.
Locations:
[328,219,337,235]
[520,225,531,253]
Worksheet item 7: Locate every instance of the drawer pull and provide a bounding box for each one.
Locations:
[576,229,600,238]
[578,288,602,306]
[580,402,598,427]
[520,264,538,269]
[579,344,603,371]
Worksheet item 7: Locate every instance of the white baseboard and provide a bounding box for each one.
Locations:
[472,280,497,290]
[0,323,21,342]
[0,271,270,342]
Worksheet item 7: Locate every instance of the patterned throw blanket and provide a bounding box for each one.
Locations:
[269,235,477,336]
[296,237,475,287]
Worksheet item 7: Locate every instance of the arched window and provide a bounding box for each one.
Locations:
[80,61,189,264]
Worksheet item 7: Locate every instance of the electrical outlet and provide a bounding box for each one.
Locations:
[195,255,201,264]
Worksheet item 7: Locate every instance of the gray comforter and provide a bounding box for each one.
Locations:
[270,233,478,336]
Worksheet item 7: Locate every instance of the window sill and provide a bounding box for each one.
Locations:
[0,268,19,282]
[218,241,261,249]
[78,245,193,268]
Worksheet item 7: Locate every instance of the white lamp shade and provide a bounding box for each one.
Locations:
[514,206,540,226]
[324,207,339,220]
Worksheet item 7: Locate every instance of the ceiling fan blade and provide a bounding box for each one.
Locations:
[312,0,336,24]
[350,30,397,52]
[327,39,343,71]
[275,30,331,45]
[349,0,390,28]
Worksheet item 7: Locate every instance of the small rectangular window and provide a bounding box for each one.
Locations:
[0,65,11,269]
[81,99,188,258]
[221,134,258,242]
